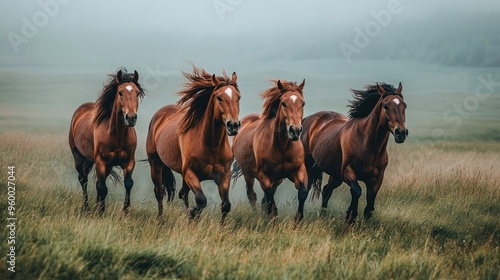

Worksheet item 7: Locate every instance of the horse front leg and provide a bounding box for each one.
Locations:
[258,173,278,217]
[95,158,110,215]
[214,172,232,225]
[364,174,383,220]
[183,169,206,220]
[344,167,362,224]
[122,159,135,214]
[291,164,309,222]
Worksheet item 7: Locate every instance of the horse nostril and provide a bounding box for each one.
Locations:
[298,126,303,134]
[394,127,401,136]
[405,129,409,137]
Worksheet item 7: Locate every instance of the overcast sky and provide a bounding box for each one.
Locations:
[1,0,499,69]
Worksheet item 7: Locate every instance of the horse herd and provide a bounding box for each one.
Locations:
[68,66,408,225]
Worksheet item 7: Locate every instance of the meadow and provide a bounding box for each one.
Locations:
[0,67,499,279]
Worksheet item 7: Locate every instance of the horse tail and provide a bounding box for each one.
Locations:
[162,167,176,202]
[307,158,324,200]
[89,167,122,185]
[231,159,242,189]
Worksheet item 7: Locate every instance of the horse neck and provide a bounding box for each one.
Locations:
[199,99,227,150]
[271,109,289,151]
[109,97,128,139]
[358,102,390,156]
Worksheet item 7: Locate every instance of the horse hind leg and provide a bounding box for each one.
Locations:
[73,149,93,212]
[243,174,257,209]
[320,176,342,216]
[150,159,165,217]
[162,166,176,203]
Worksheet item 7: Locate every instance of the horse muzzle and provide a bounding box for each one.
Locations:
[393,126,408,143]
[226,120,241,136]
[124,113,137,127]
[288,125,303,141]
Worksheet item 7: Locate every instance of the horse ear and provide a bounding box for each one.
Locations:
[376,83,385,95]
[133,70,139,82]
[277,80,284,91]
[298,79,305,92]
[212,74,220,86]
[116,70,123,83]
[231,72,237,83]
[396,82,403,94]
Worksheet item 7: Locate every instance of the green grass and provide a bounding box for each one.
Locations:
[0,131,499,279]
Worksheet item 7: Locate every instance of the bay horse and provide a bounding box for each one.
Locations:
[146,66,241,223]
[69,69,145,214]
[232,80,308,221]
[301,83,407,224]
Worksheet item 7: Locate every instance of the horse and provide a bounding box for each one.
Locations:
[69,69,145,214]
[232,79,308,221]
[146,66,241,223]
[301,83,407,224]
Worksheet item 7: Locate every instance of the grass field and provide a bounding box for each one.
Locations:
[0,130,499,279]
[0,68,499,279]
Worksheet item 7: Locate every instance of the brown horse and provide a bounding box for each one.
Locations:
[146,66,241,223]
[301,83,407,223]
[232,80,308,221]
[69,69,145,214]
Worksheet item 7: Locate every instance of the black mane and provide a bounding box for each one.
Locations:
[347,83,401,119]
[92,68,145,127]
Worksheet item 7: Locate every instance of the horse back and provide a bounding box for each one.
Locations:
[69,102,95,160]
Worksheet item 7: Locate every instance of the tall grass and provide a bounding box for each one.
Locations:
[0,132,499,279]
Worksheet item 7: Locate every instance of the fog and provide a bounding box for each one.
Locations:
[1,0,499,208]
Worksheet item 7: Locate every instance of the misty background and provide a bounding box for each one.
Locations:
[1,0,499,207]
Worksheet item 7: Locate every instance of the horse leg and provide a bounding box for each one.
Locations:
[178,180,190,209]
[214,173,232,225]
[95,158,110,215]
[344,167,362,224]
[72,149,92,212]
[184,169,206,220]
[243,174,257,209]
[122,159,135,214]
[320,176,342,216]
[364,175,383,220]
[292,164,309,222]
[258,173,277,217]
[149,158,165,217]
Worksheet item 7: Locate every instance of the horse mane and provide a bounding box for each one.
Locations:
[177,66,238,134]
[260,80,304,119]
[347,83,402,119]
[92,68,146,127]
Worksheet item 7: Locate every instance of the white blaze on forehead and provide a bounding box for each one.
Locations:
[290,95,298,103]
[125,85,133,92]
[225,87,233,98]
[393,98,400,105]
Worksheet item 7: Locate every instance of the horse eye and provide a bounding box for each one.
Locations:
[383,103,389,110]
[281,102,287,107]
[302,102,305,108]
[403,103,407,109]
[217,96,223,102]
[118,92,123,97]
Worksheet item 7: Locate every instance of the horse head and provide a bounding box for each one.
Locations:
[277,79,305,141]
[116,69,141,127]
[212,72,241,136]
[377,83,408,143]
